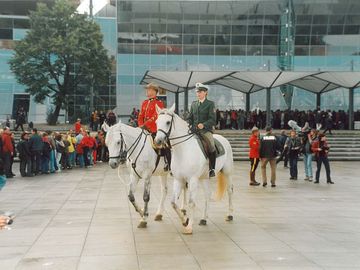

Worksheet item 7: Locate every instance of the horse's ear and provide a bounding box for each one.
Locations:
[155,104,161,114]
[102,122,109,132]
[169,103,176,113]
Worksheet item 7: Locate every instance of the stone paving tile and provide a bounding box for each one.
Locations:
[1,161,360,269]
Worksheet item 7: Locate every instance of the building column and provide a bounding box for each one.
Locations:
[266,88,271,127]
[245,93,250,113]
[184,88,189,112]
[349,87,354,130]
[316,92,321,110]
[175,92,179,114]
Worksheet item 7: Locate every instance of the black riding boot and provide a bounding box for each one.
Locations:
[209,151,216,178]
[163,148,172,172]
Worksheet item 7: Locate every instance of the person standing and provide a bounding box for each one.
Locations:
[41,133,52,174]
[312,133,334,184]
[1,127,14,178]
[286,130,302,180]
[138,83,171,172]
[106,110,117,126]
[188,83,217,177]
[74,119,82,135]
[17,132,32,177]
[14,106,26,132]
[259,126,278,187]
[276,130,289,168]
[248,126,260,186]
[303,129,316,181]
[29,128,43,175]
[323,112,333,135]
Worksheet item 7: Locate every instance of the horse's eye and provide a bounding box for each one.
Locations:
[166,121,170,125]
[117,141,121,145]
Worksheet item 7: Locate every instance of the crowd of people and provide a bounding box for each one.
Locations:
[216,108,360,131]
[0,119,109,179]
[248,125,333,187]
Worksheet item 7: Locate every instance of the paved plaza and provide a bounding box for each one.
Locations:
[1,161,360,270]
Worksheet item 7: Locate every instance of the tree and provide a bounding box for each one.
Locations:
[9,0,111,125]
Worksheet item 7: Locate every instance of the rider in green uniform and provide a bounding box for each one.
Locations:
[187,83,217,178]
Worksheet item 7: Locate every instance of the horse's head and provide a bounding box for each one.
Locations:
[155,103,176,147]
[104,121,127,169]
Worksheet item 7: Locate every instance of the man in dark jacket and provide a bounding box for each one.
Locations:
[311,133,334,184]
[17,132,32,177]
[276,130,289,168]
[188,83,217,177]
[259,126,278,187]
[29,128,43,175]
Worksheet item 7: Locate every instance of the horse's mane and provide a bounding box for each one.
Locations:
[107,122,142,142]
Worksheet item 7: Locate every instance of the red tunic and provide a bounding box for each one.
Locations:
[138,98,164,133]
[1,133,14,153]
[248,134,260,158]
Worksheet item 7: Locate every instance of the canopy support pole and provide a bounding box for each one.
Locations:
[184,88,188,112]
[349,87,354,130]
[266,88,271,127]
[316,93,321,110]
[175,91,179,114]
[245,93,250,113]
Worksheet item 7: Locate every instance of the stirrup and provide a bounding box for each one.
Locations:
[209,169,215,178]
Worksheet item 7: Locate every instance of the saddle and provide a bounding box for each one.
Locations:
[195,135,225,159]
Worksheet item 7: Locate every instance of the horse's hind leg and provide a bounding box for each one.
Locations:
[138,177,151,228]
[155,176,167,221]
[180,181,187,216]
[199,179,210,226]
[225,174,234,222]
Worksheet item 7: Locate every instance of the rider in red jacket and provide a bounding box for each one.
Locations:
[138,83,171,171]
[138,84,164,133]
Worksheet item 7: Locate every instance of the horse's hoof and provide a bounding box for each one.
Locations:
[181,209,187,216]
[137,221,147,228]
[199,219,207,226]
[226,215,234,222]
[182,226,193,235]
[154,214,163,221]
[182,218,189,227]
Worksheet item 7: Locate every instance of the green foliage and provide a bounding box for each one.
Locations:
[9,0,111,124]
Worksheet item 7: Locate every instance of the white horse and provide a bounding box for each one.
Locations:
[154,104,234,234]
[104,122,187,228]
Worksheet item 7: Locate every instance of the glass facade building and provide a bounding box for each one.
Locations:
[116,0,360,116]
[1,0,360,122]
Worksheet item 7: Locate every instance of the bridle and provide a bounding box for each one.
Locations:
[156,111,195,147]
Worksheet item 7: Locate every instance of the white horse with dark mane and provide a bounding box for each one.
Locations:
[104,122,187,228]
[154,104,234,234]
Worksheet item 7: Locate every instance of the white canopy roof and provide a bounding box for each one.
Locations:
[140,71,360,94]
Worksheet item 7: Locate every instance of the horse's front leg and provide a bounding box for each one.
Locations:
[183,177,199,235]
[128,174,143,217]
[199,179,210,226]
[171,178,188,226]
[138,176,151,228]
[155,175,167,221]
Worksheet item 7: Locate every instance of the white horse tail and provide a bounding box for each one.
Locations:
[215,171,227,201]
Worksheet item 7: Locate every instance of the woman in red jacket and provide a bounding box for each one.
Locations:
[249,126,260,186]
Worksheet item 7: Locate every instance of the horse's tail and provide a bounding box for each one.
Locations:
[215,171,227,201]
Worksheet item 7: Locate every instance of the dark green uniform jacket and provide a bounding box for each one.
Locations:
[187,99,216,132]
